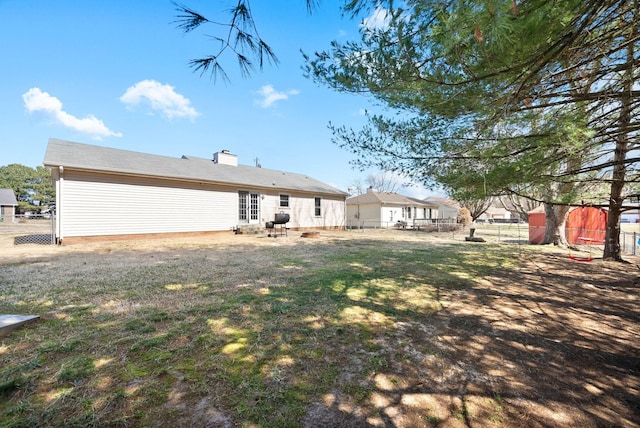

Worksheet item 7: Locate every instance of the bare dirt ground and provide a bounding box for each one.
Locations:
[1,229,639,427]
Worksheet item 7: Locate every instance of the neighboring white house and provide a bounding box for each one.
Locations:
[477,206,512,222]
[423,197,460,220]
[43,139,347,244]
[0,188,18,222]
[621,194,640,223]
[476,199,513,222]
[346,189,439,228]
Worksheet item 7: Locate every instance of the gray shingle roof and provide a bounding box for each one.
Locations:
[43,139,347,196]
[347,191,437,207]
[423,197,460,208]
[0,189,18,206]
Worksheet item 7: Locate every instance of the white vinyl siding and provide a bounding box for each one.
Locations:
[60,171,236,237]
[348,203,429,228]
[55,170,346,240]
[381,205,405,226]
[261,192,344,229]
[346,203,382,227]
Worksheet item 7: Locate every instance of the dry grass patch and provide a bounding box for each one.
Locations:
[0,230,638,427]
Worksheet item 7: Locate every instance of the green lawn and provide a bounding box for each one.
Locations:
[0,232,637,427]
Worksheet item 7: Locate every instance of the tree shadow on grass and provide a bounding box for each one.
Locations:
[1,237,638,427]
[290,243,640,427]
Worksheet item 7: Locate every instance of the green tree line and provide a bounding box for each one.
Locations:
[0,164,55,213]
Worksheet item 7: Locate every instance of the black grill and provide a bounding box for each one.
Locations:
[266,213,290,237]
[274,213,290,224]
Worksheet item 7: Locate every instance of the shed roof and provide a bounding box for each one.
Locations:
[43,139,347,196]
[347,191,437,208]
[0,189,18,206]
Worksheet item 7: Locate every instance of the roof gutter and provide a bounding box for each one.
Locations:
[42,163,348,197]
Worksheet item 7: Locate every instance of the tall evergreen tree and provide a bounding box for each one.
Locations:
[306,0,639,260]
[174,0,318,81]
[177,0,638,259]
[0,164,55,212]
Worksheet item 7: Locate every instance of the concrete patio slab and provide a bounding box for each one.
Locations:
[0,314,40,337]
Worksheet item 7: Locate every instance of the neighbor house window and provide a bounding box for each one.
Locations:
[279,194,290,208]
[315,197,321,216]
[407,207,412,219]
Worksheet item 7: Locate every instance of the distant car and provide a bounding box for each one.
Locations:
[22,211,51,219]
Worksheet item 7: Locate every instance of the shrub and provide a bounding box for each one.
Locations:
[457,207,472,225]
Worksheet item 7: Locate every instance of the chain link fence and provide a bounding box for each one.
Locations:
[465,224,639,257]
[364,220,638,257]
[463,222,530,245]
[347,218,457,231]
[1,214,636,255]
[0,214,55,245]
[621,231,639,256]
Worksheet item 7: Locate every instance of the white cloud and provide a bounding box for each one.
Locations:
[361,6,390,31]
[255,84,299,108]
[120,80,199,120]
[22,88,122,138]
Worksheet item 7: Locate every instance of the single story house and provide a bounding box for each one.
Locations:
[476,199,513,222]
[0,188,18,221]
[43,139,347,244]
[346,189,439,228]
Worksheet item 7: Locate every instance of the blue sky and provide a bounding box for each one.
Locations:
[0,0,433,197]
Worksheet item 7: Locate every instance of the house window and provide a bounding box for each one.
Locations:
[239,191,248,221]
[239,191,259,222]
[407,207,412,219]
[315,197,321,216]
[279,194,290,208]
[250,193,259,220]
[423,208,427,219]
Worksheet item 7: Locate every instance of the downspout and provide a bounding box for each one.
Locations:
[356,202,360,230]
[346,196,349,231]
[57,166,63,245]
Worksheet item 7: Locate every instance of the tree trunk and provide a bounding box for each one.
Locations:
[603,12,634,262]
[603,129,627,261]
[542,203,570,246]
